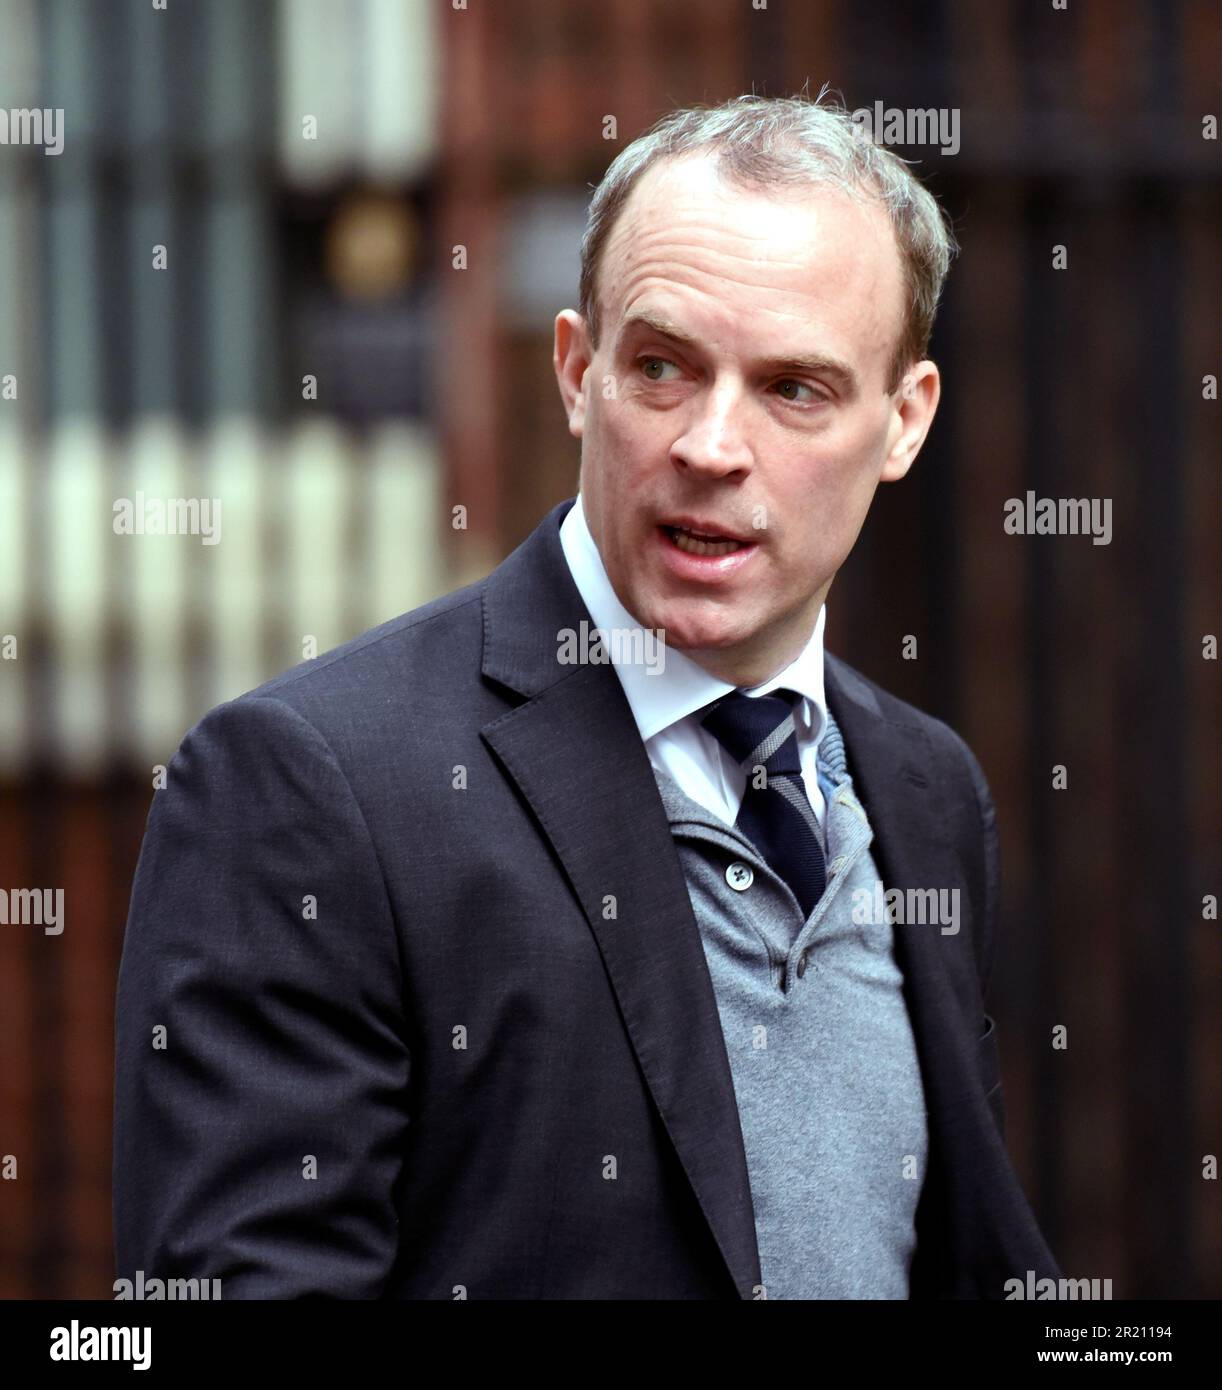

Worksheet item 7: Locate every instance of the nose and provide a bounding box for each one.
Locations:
[669,379,754,479]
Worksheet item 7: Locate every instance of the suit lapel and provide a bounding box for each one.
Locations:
[825,655,994,1290]
[823,654,965,1053]
[479,499,763,1298]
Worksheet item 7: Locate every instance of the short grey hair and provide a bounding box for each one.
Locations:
[578,87,960,395]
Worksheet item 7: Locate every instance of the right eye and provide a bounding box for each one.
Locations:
[638,356,680,381]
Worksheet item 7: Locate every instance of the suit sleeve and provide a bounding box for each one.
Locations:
[113,694,410,1297]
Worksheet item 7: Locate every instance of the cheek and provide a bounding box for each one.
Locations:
[585,402,626,474]
[814,467,885,563]
[805,417,890,501]
[774,444,882,558]
[602,399,667,465]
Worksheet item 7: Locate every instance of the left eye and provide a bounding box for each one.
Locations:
[774,379,819,402]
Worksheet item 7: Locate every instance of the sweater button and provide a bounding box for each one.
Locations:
[726,862,754,891]
[796,951,808,978]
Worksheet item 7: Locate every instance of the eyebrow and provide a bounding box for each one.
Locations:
[617,309,860,398]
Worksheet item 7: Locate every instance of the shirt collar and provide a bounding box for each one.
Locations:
[558,491,828,744]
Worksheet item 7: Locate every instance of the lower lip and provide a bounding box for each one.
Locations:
[655,525,760,581]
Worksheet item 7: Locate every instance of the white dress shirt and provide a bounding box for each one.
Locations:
[558,491,830,835]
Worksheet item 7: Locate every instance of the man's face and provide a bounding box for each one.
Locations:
[554,152,940,686]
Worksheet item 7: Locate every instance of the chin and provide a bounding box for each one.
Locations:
[648,606,749,654]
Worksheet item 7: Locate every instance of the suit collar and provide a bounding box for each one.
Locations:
[480,497,584,698]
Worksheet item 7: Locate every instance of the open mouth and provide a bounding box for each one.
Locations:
[661,524,749,557]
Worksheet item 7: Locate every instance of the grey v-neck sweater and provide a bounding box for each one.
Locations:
[650,711,928,1298]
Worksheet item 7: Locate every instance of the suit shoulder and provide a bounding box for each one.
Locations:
[246,577,485,703]
[173,577,488,760]
[827,651,990,798]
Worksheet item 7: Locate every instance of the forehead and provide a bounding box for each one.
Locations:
[598,153,905,377]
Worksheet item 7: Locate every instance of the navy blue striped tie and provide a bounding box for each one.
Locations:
[701,689,827,918]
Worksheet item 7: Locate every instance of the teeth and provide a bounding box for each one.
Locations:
[669,527,743,557]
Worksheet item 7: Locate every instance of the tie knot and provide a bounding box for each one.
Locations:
[700,689,802,776]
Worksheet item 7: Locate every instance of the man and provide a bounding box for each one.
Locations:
[114,92,1061,1299]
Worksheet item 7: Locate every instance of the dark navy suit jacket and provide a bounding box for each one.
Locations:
[113,496,1062,1298]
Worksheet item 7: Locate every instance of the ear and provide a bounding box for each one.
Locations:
[880,359,941,483]
[553,309,593,439]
